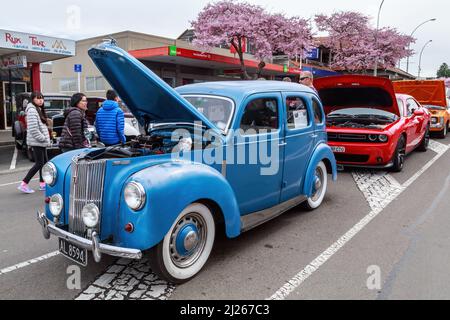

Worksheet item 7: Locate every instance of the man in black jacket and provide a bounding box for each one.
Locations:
[59,93,89,152]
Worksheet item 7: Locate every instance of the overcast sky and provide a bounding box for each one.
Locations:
[1,0,447,77]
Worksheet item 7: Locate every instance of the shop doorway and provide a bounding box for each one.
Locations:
[2,82,28,129]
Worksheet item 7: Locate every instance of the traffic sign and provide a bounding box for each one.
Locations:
[74,64,82,73]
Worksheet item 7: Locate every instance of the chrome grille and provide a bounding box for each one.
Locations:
[69,158,107,238]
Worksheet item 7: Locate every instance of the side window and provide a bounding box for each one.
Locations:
[406,99,419,116]
[396,98,405,117]
[240,98,279,134]
[286,96,310,130]
[312,99,324,124]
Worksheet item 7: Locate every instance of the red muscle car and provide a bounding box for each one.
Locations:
[315,75,430,172]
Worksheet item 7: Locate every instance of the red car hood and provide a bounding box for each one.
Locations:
[315,75,400,117]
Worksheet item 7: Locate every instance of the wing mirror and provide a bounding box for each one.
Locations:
[413,109,424,116]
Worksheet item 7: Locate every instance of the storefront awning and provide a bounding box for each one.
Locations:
[0,29,76,65]
[129,46,304,76]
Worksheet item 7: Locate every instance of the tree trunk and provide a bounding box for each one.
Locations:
[232,38,251,80]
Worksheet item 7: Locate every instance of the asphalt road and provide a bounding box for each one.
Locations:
[1,136,450,300]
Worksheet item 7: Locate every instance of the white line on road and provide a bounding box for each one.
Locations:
[9,147,17,170]
[0,251,60,276]
[0,178,38,188]
[269,141,449,300]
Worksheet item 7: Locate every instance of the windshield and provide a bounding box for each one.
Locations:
[182,95,234,133]
[44,99,70,111]
[328,107,397,120]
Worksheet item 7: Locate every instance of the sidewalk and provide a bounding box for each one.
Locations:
[0,130,14,147]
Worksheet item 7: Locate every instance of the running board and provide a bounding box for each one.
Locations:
[240,195,307,233]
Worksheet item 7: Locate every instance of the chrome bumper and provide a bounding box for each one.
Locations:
[37,211,142,262]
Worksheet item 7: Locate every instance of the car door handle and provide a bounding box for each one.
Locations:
[279,142,287,147]
[310,134,318,138]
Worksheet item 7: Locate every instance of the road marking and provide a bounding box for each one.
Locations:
[0,178,38,188]
[0,251,60,276]
[75,258,175,300]
[9,147,18,170]
[269,141,449,300]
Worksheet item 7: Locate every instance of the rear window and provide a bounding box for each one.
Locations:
[319,87,393,108]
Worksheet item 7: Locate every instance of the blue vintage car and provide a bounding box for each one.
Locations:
[37,41,337,283]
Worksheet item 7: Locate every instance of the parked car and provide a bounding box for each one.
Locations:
[315,75,430,172]
[393,80,450,138]
[37,42,337,283]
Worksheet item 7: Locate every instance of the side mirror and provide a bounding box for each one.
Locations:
[414,109,424,116]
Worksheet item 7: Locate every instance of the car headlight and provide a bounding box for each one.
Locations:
[82,203,100,228]
[368,134,378,142]
[124,182,146,211]
[379,135,388,143]
[49,194,63,217]
[42,162,57,186]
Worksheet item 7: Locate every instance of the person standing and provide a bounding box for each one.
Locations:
[299,71,318,94]
[59,93,89,153]
[95,90,126,146]
[18,92,51,194]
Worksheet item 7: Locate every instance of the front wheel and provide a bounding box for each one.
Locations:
[302,161,328,211]
[438,122,448,139]
[391,136,406,172]
[148,203,215,283]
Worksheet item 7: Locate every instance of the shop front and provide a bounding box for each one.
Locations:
[0,29,75,130]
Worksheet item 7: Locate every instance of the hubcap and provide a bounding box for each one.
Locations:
[169,213,207,268]
[311,166,324,202]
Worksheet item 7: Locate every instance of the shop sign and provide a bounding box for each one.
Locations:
[0,29,75,56]
[1,55,27,69]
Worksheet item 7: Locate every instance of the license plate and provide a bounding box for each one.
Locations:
[331,146,346,153]
[59,238,87,266]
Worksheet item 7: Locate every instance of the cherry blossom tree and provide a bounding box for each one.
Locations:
[191,1,313,79]
[191,0,267,79]
[315,11,414,72]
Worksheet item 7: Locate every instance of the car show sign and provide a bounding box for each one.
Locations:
[0,29,76,56]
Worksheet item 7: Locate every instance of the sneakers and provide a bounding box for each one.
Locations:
[18,182,35,194]
[39,182,46,191]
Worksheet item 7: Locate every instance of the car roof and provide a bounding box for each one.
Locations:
[175,81,316,103]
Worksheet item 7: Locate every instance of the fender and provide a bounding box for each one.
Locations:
[117,161,242,250]
[302,143,337,197]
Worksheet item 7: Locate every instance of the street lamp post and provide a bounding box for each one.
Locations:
[406,18,436,74]
[418,40,432,79]
[373,0,385,77]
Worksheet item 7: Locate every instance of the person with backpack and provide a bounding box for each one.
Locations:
[59,93,89,153]
[18,92,51,194]
[95,90,126,146]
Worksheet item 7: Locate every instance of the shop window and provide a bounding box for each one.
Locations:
[59,78,77,92]
[86,76,105,91]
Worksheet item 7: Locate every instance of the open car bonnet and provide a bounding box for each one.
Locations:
[393,80,448,107]
[88,42,217,131]
[315,75,400,117]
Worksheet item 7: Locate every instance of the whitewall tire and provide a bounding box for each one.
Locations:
[303,161,328,211]
[148,203,215,283]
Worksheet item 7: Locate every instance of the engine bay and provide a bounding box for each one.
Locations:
[80,125,214,160]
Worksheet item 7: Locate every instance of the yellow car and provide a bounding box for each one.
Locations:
[393,80,450,138]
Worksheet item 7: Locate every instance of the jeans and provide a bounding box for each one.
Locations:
[23,146,48,184]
